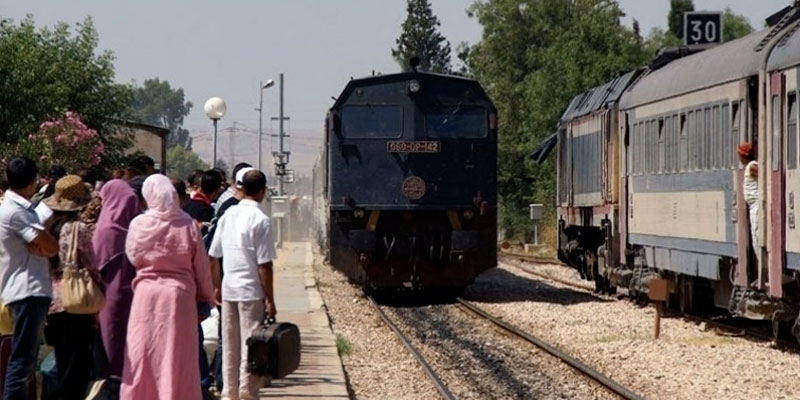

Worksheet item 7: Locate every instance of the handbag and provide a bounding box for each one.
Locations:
[61,223,105,314]
[84,376,120,400]
[0,302,12,335]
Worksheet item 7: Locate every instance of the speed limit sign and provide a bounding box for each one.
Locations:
[684,11,723,46]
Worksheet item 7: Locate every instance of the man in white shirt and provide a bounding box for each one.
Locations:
[0,157,59,400]
[208,169,277,400]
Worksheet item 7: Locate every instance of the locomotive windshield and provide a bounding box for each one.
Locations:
[426,105,487,139]
[341,105,402,138]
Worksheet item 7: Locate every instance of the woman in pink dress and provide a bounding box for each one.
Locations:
[121,174,215,400]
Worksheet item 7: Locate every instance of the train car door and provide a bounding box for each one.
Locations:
[784,69,800,285]
[768,73,785,297]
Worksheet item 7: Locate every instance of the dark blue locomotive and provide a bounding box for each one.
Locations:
[313,70,497,290]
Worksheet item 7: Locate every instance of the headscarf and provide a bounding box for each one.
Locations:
[738,142,754,159]
[93,180,139,270]
[142,174,190,222]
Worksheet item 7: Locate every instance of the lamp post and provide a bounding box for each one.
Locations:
[204,97,227,168]
[257,79,275,171]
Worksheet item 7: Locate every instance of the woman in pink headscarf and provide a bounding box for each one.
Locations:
[121,175,215,400]
[94,179,139,377]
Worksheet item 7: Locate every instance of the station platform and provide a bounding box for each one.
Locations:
[258,241,349,399]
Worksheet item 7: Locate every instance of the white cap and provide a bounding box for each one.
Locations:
[235,167,256,189]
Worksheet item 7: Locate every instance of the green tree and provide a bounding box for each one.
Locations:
[0,16,132,169]
[467,0,649,239]
[723,7,754,42]
[130,78,194,149]
[668,0,695,40]
[166,146,208,181]
[392,0,452,73]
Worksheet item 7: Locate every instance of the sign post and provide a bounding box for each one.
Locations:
[529,204,543,245]
[684,11,724,46]
[649,278,669,339]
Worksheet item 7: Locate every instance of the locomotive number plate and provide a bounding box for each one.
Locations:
[387,141,441,153]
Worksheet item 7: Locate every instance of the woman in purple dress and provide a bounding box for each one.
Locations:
[93,179,140,377]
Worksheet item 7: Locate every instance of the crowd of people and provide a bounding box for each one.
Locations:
[0,155,278,400]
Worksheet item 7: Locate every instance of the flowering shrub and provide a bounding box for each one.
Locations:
[24,112,106,171]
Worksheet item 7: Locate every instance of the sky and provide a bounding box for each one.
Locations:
[1,0,792,175]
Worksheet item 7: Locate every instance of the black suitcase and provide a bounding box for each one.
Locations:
[246,317,301,379]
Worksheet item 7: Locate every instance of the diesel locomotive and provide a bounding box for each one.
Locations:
[539,5,800,340]
[313,68,497,290]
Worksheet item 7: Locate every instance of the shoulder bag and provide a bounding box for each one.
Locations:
[61,223,105,314]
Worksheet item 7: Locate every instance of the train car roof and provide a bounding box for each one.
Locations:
[560,70,640,122]
[620,28,770,109]
[330,71,490,110]
[768,29,800,71]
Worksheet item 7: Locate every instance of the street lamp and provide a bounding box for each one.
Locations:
[204,97,227,168]
[257,79,275,171]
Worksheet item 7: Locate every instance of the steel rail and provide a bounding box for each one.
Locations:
[366,296,458,400]
[456,298,645,400]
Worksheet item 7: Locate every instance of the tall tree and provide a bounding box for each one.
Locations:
[467,0,650,239]
[668,0,695,40]
[166,145,208,181]
[723,7,754,42]
[0,16,132,169]
[130,78,194,149]
[392,0,452,73]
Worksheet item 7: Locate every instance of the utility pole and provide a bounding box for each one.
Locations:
[271,73,291,195]
[271,73,291,247]
[229,121,237,169]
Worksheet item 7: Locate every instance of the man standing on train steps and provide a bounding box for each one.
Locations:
[208,169,277,400]
[738,142,760,274]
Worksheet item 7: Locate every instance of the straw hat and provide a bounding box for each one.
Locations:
[43,175,93,212]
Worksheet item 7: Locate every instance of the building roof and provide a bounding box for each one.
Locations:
[106,118,170,137]
[620,29,770,109]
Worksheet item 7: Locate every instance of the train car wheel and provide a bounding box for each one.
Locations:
[772,315,795,342]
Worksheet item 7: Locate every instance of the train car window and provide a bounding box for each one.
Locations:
[772,95,781,171]
[633,122,639,175]
[713,105,720,169]
[788,92,797,170]
[686,111,694,171]
[722,104,730,169]
[659,118,666,174]
[426,105,487,139]
[672,113,679,173]
[341,105,403,139]
[731,102,740,168]
[694,110,700,170]
[680,113,688,172]
[704,108,711,170]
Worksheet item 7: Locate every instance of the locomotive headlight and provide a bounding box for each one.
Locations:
[353,208,366,219]
[408,80,421,94]
[463,209,475,220]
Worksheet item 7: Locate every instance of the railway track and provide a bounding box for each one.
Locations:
[499,252,800,351]
[366,296,457,400]
[455,298,644,400]
[368,291,643,400]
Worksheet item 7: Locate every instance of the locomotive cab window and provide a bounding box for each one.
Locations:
[341,105,403,139]
[426,105,487,139]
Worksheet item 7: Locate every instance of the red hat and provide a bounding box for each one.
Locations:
[737,142,753,158]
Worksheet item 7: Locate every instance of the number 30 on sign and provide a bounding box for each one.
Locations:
[684,11,723,46]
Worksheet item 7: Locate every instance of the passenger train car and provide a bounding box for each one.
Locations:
[313,69,497,291]
[547,6,800,340]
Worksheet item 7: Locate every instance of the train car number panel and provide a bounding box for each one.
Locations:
[387,140,441,153]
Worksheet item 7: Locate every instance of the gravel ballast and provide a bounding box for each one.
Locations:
[313,250,438,400]
[469,258,800,400]
[386,304,619,400]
